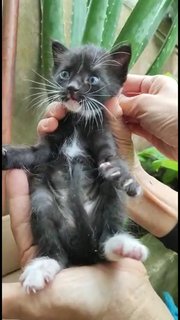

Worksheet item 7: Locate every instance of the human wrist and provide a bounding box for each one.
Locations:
[127,165,178,237]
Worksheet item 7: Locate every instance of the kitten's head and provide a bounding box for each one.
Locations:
[51,41,131,119]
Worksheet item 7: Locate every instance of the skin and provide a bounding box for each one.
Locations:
[3,74,177,319]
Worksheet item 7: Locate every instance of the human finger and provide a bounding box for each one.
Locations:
[6,170,34,260]
[119,93,153,117]
[105,96,123,118]
[44,102,67,119]
[37,102,67,135]
[37,117,59,135]
[122,74,155,95]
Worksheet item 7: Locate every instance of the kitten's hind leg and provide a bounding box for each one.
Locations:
[20,257,62,294]
[103,233,149,262]
[20,183,68,293]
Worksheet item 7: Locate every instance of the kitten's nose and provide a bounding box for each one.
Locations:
[68,84,79,92]
[67,82,80,100]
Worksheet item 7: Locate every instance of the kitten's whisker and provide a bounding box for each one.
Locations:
[87,100,99,129]
[29,85,62,93]
[94,59,122,66]
[87,99,103,128]
[87,97,116,120]
[31,69,63,89]
[88,93,111,97]
[24,89,61,101]
[24,91,48,101]
[26,94,49,108]
[25,79,61,91]
[88,84,109,95]
[93,49,130,68]
[29,94,55,110]
[83,84,92,95]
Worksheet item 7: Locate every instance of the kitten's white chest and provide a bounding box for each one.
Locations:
[62,130,86,159]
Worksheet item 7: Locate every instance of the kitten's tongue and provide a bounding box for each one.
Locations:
[65,99,81,113]
[70,93,78,101]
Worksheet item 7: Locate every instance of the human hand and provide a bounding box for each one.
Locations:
[5,104,67,267]
[119,74,178,160]
[3,258,173,320]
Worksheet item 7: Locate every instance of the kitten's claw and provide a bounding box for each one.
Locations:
[122,179,142,197]
[99,162,112,170]
[99,161,121,181]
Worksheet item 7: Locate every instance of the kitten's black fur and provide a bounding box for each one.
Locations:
[2,42,140,268]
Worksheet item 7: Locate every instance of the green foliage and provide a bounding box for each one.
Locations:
[113,0,174,69]
[138,147,178,189]
[40,0,65,77]
[147,12,178,75]
[40,0,177,77]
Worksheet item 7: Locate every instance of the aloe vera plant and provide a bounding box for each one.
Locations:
[40,0,177,77]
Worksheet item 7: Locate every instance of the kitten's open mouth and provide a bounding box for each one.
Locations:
[63,98,82,113]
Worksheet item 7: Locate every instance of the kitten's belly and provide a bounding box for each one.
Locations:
[49,130,99,216]
[49,166,99,216]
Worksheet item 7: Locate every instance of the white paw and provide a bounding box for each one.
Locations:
[104,233,149,262]
[2,147,7,156]
[19,257,61,294]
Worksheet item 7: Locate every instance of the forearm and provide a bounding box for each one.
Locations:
[127,164,178,238]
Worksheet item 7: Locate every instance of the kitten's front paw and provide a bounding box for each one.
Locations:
[2,146,8,170]
[122,178,142,197]
[99,161,142,197]
[99,162,121,181]
[104,234,149,262]
[20,257,61,294]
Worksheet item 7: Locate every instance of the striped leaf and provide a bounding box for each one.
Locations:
[147,13,178,75]
[101,0,123,49]
[70,0,88,47]
[82,0,109,46]
[40,0,65,78]
[113,0,174,69]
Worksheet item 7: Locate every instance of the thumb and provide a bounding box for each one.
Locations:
[119,93,149,118]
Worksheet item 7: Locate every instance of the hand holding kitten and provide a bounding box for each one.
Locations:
[120,74,178,161]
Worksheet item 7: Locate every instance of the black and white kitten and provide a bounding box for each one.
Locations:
[2,42,148,293]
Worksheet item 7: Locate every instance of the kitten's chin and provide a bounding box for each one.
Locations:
[63,99,82,113]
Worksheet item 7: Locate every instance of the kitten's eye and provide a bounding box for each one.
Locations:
[59,70,70,80]
[88,76,99,85]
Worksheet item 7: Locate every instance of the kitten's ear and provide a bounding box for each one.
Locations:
[110,44,131,82]
[51,40,68,68]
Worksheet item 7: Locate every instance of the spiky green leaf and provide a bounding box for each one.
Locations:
[147,13,178,75]
[113,0,174,69]
[101,0,123,49]
[82,0,109,46]
[70,0,88,47]
[40,0,65,78]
